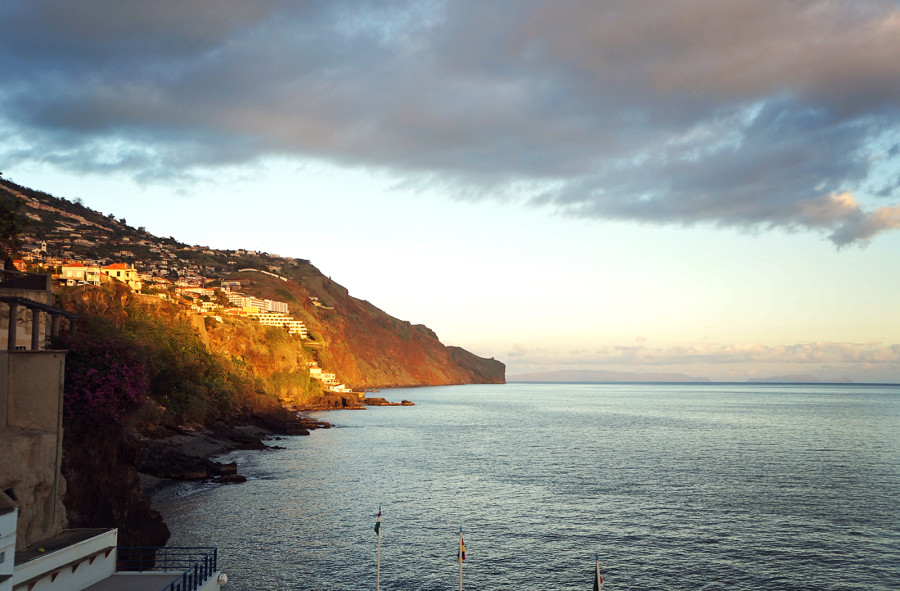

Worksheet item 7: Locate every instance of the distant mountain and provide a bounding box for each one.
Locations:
[747,374,853,384]
[508,370,710,383]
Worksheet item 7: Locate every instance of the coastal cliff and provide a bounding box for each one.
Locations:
[228,267,505,389]
[3,176,505,391]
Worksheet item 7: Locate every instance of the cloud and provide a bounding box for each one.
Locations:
[827,200,900,246]
[508,343,530,357]
[2,1,900,243]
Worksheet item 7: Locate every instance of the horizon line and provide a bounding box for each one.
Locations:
[505,380,900,387]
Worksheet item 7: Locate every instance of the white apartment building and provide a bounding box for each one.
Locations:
[267,300,289,314]
[253,313,308,337]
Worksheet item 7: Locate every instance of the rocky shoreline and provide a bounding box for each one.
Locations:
[138,414,332,488]
[295,394,415,410]
[137,397,413,490]
[87,396,416,549]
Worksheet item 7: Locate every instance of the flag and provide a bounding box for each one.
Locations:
[457,534,466,563]
[374,508,381,535]
[593,561,602,591]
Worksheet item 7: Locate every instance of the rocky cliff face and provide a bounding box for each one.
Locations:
[61,424,170,547]
[229,267,505,388]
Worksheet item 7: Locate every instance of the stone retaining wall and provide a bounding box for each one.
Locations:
[0,350,67,548]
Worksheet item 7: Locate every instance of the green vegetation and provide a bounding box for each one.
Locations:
[0,191,25,266]
[55,283,320,429]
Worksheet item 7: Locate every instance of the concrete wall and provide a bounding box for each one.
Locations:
[0,351,67,548]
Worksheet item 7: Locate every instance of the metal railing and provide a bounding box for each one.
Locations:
[117,547,218,591]
[0,270,51,291]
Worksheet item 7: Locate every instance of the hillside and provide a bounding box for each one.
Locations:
[1,176,505,390]
[228,268,505,388]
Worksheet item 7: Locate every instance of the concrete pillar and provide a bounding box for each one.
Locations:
[31,308,41,350]
[7,302,17,350]
[69,318,77,337]
[51,314,61,337]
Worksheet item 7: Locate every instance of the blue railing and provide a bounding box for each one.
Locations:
[117,547,218,591]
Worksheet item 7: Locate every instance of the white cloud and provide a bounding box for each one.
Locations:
[508,343,529,357]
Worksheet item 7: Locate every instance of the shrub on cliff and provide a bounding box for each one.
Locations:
[0,191,26,267]
[58,321,149,426]
[123,309,242,422]
[57,284,302,426]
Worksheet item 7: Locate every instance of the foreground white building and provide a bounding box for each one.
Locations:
[3,525,226,591]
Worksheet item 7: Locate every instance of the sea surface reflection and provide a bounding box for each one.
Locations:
[154,383,900,590]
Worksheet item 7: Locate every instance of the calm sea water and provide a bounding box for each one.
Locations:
[154,383,900,590]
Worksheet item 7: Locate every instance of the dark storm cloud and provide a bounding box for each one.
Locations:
[2,0,900,243]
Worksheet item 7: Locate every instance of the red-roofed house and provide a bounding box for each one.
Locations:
[100,262,142,291]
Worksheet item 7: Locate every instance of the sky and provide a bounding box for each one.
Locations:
[1,1,899,382]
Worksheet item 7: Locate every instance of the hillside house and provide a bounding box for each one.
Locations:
[177,286,216,298]
[199,301,221,313]
[100,263,142,291]
[60,263,102,286]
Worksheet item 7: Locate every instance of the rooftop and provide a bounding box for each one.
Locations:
[14,528,110,566]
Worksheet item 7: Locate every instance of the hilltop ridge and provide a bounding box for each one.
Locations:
[1,176,505,392]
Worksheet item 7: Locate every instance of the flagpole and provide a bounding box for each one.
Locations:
[594,554,602,591]
[458,528,463,591]
[375,507,382,591]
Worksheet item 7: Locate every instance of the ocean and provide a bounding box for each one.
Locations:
[154,383,900,590]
